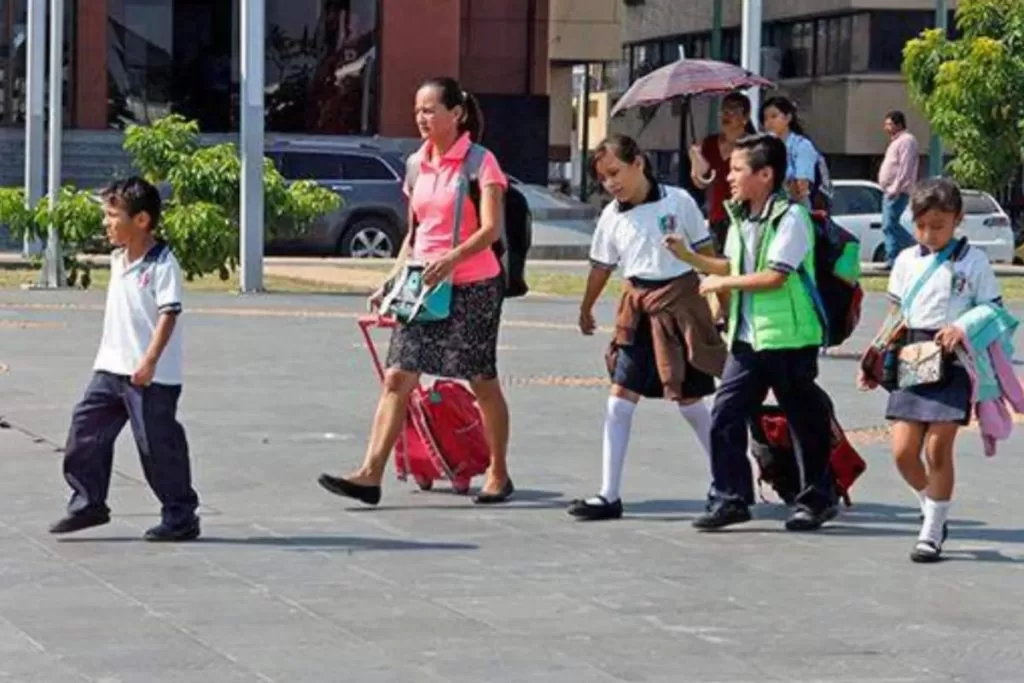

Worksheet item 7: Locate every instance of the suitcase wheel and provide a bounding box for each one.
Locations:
[415,477,434,491]
[452,477,471,495]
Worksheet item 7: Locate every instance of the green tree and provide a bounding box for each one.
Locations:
[0,186,104,288]
[124,115,340,281]
[903,0,1024,192]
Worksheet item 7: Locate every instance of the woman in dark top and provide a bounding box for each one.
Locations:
[688,92,756,255]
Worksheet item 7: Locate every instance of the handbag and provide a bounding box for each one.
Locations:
[896,340,946,389]
[859,239,960,391]
[380,165,471,325]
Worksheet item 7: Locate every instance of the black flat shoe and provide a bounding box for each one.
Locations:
[785,504,838,532]
[910,539,943,563]
[49,509,110,535]
[144,517,201,542]
[567,495,623,521]
[473,479,514,505]
[692,501,752,531]
[318,474,381,506]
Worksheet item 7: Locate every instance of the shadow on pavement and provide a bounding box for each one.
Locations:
[56,535,478,551]
[344,487,566,512]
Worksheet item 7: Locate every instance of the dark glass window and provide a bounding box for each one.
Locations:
[106,0,379,134]
[341,153,393,180]
[869,11,932,72]
[280,152,343,180]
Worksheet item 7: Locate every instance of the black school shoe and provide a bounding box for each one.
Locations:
[144,516,201,542]
[49,508,111,535]
[910,523,949,564]
[567,495,623,521]
[692,500,752,530]
[784,503,839,532]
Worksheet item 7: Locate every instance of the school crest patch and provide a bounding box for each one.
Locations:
[658,214,677,234]
[951,271,968,296]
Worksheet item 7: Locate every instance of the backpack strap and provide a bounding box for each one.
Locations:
[900,237,964,316]
[461,144,511,288]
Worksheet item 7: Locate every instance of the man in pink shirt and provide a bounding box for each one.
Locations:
[878,110,920,267]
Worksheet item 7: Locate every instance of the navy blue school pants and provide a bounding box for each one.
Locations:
[62,371,199,526]
[708,342,836,510]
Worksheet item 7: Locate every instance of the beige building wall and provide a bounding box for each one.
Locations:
[576,91,612,150]
[623,0,957,39]
[549,0,623,63]
[613,0,951,173]
[549,65,575,158]
[547,0,624,161]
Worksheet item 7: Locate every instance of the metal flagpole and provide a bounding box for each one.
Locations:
[741,0,763,127]
[707,0,723,134]
[41,0,64,288]
[22,0,45,258]
[928,0,947,177]
[239,0,265,292]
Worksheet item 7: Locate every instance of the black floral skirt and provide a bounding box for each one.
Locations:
[386,276,504,380]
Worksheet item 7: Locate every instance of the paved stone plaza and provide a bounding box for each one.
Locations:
[1,289,1023,682]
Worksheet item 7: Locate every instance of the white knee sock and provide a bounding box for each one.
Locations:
[679,400,713,460]
[919,497,951,545]
[915,489,927,515]
[595,397,636,504]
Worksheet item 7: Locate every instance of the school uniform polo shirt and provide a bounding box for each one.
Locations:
[589,184,710,280]
[886,241,1002,330]
[93,241,184,385]
[735,202,811,343]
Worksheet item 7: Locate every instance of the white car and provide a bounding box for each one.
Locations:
[830,180,1015,263]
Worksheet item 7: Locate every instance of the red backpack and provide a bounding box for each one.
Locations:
[396,380,490,493]
[748,404,866,506]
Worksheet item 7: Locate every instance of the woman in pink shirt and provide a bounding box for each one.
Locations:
[318,76,515,505]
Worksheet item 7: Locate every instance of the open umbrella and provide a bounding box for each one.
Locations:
[610,59,775,117]
[609,59,776,187]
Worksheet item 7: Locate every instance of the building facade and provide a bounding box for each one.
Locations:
[0,0,553,181]
[611,0,956,182]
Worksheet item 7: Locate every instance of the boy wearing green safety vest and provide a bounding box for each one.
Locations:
[664,133,838,531]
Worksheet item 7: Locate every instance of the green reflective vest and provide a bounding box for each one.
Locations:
[723,196,823,351]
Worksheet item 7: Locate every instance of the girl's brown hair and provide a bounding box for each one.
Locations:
[589,134,659,186]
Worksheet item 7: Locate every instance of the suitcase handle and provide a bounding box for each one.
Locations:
[358,315,397,380]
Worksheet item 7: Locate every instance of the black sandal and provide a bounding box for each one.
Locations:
[567,495,623,521]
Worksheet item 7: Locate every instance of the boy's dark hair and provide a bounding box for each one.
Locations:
[589,133,659,187]
[734,133,788,194]
[420,76,484,142]
[910,177,962,219]
[885,110,907,129]
[101,176,162,231]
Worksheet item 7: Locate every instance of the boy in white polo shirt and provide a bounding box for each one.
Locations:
[49,177,200,542]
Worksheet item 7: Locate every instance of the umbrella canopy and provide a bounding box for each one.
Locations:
[610,59,775,117]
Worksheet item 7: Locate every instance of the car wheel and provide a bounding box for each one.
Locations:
[339,217,399,258]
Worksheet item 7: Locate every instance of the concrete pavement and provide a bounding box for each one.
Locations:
[1,290,1024,682]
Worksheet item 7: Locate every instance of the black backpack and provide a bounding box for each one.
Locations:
[404,145,532,298]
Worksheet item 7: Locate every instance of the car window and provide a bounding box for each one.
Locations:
[280,153,343,180]
[341,154,396,181]
[832,185,882,216]
[961,193,1000,215]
